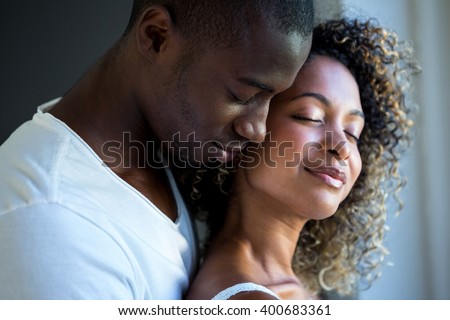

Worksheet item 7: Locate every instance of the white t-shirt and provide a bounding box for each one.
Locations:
[0,99,197,299]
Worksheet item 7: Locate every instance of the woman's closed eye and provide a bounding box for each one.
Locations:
[292,115,323,123]
[344,130,360,143]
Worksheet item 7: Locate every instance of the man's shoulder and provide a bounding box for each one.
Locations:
[0,116,70,204]
[2,116,85,208]
[0,111,113,212]
[0,113,71,167]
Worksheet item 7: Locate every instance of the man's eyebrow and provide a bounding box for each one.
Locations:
[238,77,274,93]
[293,92,365,119]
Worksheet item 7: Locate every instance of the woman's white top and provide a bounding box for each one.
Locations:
[212,282,280,300]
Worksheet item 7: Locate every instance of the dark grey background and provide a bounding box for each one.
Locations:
[0,1,132,144]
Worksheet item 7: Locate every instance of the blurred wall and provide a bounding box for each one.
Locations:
[0,1,131,143]
[407,0,450,300]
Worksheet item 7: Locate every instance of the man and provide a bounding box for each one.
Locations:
[0,0,313,299]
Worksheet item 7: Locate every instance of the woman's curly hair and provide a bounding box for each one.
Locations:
[177,18,420,297]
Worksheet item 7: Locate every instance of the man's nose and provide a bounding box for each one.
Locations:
[232,102,269,143]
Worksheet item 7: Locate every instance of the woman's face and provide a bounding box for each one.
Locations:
[242,55,365,220]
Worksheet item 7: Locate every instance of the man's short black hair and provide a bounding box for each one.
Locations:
[124,0,314,48]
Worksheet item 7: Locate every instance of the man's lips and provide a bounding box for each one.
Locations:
[210,141,245,163]
[305,166,347,188]
[214,142,245,152]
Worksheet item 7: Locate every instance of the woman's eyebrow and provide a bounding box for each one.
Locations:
[292,92,331,107]
[292,92,365,119]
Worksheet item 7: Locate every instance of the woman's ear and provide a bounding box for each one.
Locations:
[135,5,175,61]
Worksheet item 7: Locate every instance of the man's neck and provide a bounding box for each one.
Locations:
[48,46,179,221]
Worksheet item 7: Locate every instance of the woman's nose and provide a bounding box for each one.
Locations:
[325,130,351,162]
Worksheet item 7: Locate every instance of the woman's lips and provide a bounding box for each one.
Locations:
[305,166,347,189]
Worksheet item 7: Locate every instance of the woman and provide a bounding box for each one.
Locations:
[180,18,420,300]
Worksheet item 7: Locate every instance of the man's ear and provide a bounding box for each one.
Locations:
[136,6,175,61]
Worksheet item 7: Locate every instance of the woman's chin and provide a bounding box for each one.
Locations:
[310,205,340,221]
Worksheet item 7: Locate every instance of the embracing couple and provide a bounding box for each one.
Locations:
[0,0,419,300]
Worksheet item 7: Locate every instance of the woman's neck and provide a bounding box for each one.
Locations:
[212,171,309,283]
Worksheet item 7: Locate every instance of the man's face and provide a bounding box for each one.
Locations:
[149,23,311,167]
